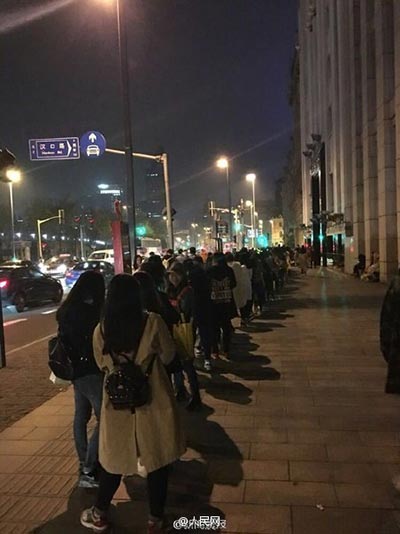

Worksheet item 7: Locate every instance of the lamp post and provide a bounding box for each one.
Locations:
[216,157,233,242]
[98,0,137,270]
[245,173,256,248]
[5,168,21,260]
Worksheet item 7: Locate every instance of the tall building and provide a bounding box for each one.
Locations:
[298,0,400,281]
[140,163,164,219]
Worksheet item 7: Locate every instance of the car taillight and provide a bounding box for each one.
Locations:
[0,280,8,289]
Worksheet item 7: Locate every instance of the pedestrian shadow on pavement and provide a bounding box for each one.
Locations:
[33,408,236,534]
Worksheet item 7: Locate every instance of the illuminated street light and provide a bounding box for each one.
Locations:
[97,183,109,190]
[216,156,233,241]
[5,168,21,183]
[216,157,229,169]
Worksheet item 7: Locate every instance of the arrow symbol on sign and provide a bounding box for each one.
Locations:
[66,141,72,157]
[89,133,97,143]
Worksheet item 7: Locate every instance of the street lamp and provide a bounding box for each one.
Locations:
[98,0,137,270]
[246,173,256,248]
[5,168,21,260]
[216,157,233,242]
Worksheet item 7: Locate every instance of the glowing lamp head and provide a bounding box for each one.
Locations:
[246,173,256,183]
[216,157,229,169]
[5,168,22,183]
[245,200,253,208]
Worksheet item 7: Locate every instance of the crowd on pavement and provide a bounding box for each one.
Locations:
[51,245,293,533]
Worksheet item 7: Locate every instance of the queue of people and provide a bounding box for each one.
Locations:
[53,246,290,533]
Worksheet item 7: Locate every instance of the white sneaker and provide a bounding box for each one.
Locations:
[204,360,212,371]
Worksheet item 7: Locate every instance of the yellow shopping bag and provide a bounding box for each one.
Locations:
[173,315,194,361]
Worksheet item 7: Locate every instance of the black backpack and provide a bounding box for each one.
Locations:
[48,332,74,381]
[105,352,157,413]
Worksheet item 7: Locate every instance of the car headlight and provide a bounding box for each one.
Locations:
[56,264,67,274]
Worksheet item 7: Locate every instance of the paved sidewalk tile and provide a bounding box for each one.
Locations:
[0,270,398,533]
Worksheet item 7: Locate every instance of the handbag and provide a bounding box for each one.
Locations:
[48,332,74,381]
[173,314,194,361]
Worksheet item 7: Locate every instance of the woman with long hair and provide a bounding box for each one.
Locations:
[80,274,185,534]
[56,271,105,489]
[134,270,179,332]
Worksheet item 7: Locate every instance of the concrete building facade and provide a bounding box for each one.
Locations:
[298,0,400,280]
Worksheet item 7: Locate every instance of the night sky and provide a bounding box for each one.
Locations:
[0,0,298,228]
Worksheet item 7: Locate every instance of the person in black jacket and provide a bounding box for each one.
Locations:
[207,253,236,358]
[56,271,105,489]
[184,258,213,371]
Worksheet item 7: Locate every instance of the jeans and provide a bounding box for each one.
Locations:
[96,465,170,520]
[174,360,201,401]
[73,373,103,474]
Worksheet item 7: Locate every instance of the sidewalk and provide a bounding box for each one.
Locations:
[1,270,400,533]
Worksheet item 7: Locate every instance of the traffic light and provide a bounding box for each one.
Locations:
[136,225,146,237]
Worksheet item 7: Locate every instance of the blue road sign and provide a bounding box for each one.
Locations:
[29,137,80,161]
[80,131,106,159]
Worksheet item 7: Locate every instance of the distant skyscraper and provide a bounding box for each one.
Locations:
[143,162,163,218]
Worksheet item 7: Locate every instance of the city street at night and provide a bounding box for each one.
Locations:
[0,271,400,533]
[3,0,400,532]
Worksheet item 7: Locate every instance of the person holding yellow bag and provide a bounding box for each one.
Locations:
[167,262,202,411]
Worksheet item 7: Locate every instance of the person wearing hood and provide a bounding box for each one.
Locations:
[207,253,236,358]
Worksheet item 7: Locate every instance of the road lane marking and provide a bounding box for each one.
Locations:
[4,319,28,327]
[7,333,55,355]
[42,309,57,315]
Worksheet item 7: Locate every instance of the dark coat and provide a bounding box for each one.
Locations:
[57,302,101,379]
[380,275,400,393]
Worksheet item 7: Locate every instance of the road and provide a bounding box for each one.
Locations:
[3,303,58,354]
[0,293,65,431]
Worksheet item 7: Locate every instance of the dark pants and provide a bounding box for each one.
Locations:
[174,359,201,401]
[96,465,169,520]
[211,306,232,354]
[240,300,253,321]
[196,318,212,360]
[253,282,266,309]
[73,373,103,474]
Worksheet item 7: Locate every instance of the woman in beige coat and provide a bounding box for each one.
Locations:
[80,274,185,534]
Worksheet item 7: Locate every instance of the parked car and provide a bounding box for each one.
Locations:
[65,260,114,288]
[41,254,77,278]
[0,266,63,313]
[88,249,114,264]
